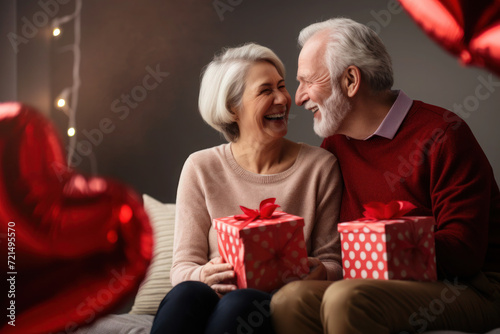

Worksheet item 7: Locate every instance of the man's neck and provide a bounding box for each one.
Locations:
[338,90,397,140]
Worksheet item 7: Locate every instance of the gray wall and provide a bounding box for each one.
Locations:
[3,0,500,203]
[0,0,16,102]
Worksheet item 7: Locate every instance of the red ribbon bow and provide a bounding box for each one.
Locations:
[234,198,281,226]
[396,219,434,278]
[361,201,435,279]
[362,200,416,220]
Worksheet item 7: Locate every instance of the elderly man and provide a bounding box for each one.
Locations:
[271,18,500,334]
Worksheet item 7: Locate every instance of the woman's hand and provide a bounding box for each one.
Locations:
[302,257,327,280]
[200,257,237,296]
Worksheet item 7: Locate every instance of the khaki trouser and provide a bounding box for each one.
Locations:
[271,273,500,334]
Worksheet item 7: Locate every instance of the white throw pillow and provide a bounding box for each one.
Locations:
[129,194,175,315]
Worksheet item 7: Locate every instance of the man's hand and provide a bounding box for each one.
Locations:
[200,257,237,296]
[302,257,327,280]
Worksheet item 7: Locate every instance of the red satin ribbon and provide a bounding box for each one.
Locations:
[361,200,416,220]
[219,210,308,290]
[396,220,433,268]
[360,201,433,275]
[234,198,282,227]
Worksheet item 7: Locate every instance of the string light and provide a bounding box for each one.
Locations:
[52,0,82,166]
[55,87,70,111]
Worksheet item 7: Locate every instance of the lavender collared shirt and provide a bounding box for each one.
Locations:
[364,90,413,140]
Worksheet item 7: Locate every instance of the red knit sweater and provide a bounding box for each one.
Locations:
[321,100,500,278]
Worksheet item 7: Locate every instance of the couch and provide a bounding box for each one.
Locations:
[75,194,174,333]
[76,194,500,334]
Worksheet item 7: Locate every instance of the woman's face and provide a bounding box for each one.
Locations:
[235,61,291,143]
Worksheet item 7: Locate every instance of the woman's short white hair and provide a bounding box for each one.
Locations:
[298,17,393,92]
[198,43,285,142]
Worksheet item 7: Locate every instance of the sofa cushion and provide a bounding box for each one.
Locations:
[129,194,175,315]
[75,314,154,334]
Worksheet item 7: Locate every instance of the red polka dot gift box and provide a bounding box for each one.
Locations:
[338,201,437,282]
[212,198,309,293]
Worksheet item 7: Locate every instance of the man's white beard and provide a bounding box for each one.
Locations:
[313,84,351,138]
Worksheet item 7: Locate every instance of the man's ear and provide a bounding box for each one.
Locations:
[341,65,361,98]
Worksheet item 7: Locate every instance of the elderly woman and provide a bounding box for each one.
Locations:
[150,43,342,334]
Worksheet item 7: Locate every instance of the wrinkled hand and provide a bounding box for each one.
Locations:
[302,257,327,280]
[200,257,237,296]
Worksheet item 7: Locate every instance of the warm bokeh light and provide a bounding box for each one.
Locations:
[53,28,61,36]
[57,98,66,108]
[119,205,133,224]
[67,127,76,137]
[107,230,118,244]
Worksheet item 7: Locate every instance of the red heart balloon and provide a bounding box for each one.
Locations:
[0,103,153,333]
[399,0,500,76]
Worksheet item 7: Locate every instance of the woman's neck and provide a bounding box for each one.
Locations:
[230,138,299,174]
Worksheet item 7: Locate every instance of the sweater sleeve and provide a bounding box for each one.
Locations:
[309,153,343,280]
[170,156,211,286]
[430,121,494,278]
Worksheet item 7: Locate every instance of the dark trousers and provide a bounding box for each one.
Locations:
[151,281,275,334]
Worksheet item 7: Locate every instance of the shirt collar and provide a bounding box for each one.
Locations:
[364,90,413,140]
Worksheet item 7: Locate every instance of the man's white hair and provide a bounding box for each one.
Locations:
[298,17,393,91]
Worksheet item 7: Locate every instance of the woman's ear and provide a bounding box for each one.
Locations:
[230,109,239,122]
[229,104,241,122]
[341,65,361,98]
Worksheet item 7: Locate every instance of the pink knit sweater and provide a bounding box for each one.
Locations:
[170,143,343,285]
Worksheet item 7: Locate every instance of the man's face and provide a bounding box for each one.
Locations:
[296,36,351,137]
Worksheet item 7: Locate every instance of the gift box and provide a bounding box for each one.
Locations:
[338,201,437,281]
[212,198,309,292]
